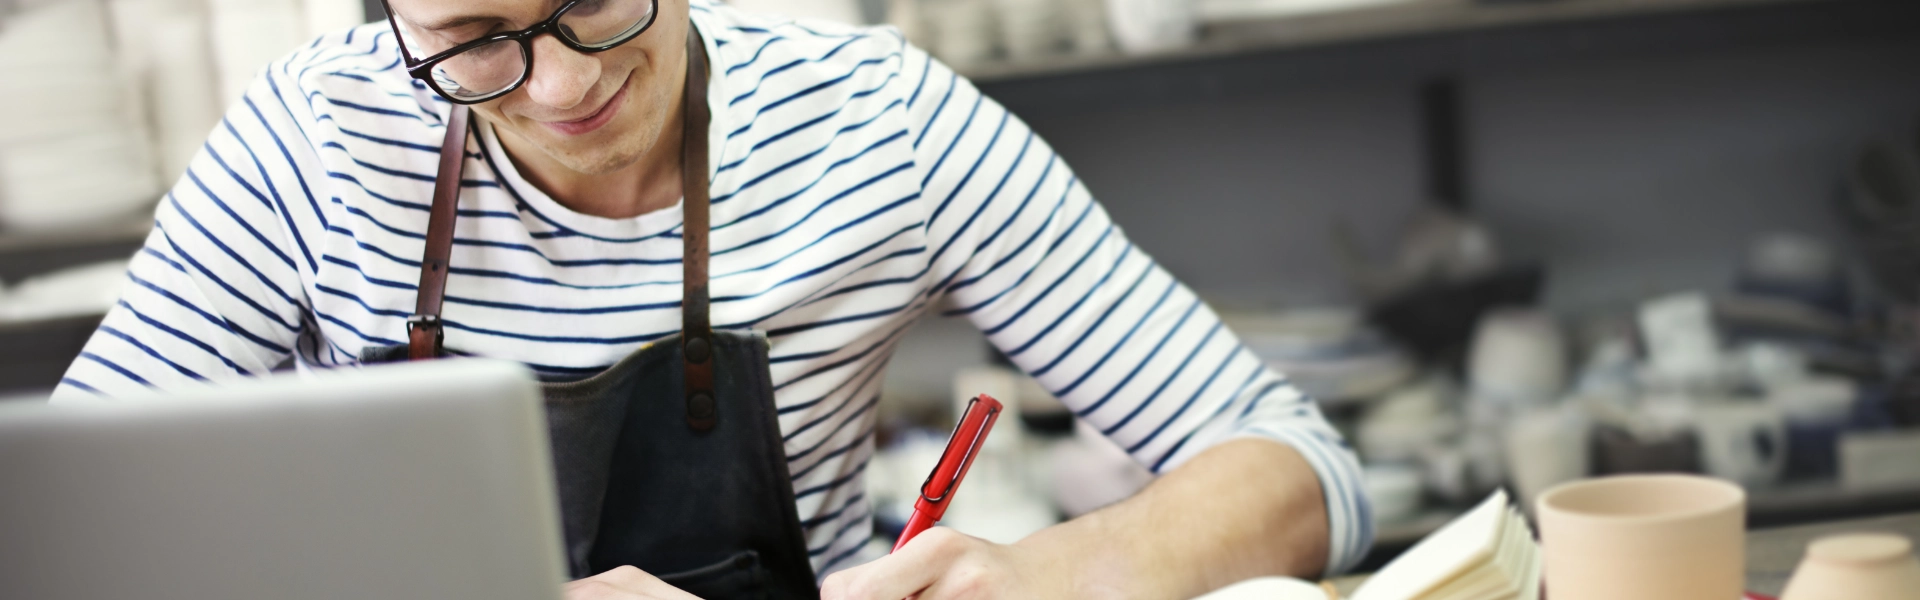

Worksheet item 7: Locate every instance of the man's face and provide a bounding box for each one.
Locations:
[389,0,688,176]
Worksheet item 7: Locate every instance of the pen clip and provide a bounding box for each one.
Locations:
[919,396,999,504]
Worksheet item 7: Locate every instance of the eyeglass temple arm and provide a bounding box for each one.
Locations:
[376,0,421,66]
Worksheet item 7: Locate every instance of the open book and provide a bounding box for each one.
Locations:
[1350,490,1541,600]
[1192,490,1540,600]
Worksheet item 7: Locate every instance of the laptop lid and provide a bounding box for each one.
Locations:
[0,360,568,600]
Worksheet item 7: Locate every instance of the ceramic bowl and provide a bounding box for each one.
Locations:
[1536,474,1746,600]
[1780,533,1920,600]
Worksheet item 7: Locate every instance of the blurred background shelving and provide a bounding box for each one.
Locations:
[963,0,1855,84]
[1,0,1919,571]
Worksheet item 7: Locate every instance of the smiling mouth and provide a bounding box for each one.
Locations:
[542,72,633,137]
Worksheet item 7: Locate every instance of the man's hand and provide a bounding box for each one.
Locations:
[564,566,701,600]
[819,527,1070,599]
[825,439,1332,600]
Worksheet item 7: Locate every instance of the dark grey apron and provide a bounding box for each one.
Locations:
[361,26,821,600]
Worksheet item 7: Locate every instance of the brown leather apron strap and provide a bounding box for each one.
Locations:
[680,27,716,433]
[404,25,719,434]
[407,103,472,361]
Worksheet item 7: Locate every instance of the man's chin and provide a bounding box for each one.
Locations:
[533,138,644,176]
[555,151,641,176]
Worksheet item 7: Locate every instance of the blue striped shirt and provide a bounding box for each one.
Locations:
[54,1,1371,578]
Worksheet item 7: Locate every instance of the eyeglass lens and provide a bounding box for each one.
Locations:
[428,0,657,102]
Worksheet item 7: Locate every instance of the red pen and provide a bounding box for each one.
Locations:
[892,394,1004,553]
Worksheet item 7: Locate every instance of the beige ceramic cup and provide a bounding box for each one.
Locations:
[1536,474,1746,600]
[1779,533,1920,600]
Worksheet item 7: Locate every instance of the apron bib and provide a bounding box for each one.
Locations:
[361,26,821,600]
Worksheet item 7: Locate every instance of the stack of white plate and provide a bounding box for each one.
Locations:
[0,259,132,322]
[1229,308,1419,407]
[0,0,162,230]
[208,0,306,103]
[109,0,223,183]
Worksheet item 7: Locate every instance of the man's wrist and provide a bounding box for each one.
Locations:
[1011,505,1157,599]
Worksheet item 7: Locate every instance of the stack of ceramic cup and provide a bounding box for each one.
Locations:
[0,0,162,230]
[1469,308,1571,504]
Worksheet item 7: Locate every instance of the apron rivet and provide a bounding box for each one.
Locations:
[688,392,716,419]
[685,336,711,363]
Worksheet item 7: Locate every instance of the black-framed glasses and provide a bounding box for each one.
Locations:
[381,0,660,104]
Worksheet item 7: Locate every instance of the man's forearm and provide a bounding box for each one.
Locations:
[1016,438,1331,599]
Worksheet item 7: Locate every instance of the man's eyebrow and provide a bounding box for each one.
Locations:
[409,0,564,32]
[414,14,502,31]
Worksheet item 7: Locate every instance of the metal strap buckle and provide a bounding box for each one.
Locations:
[406,314,442,331]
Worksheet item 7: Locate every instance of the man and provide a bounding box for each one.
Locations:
[56,0,1372,597]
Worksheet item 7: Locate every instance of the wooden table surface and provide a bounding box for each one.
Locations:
[1331,511,1920,597]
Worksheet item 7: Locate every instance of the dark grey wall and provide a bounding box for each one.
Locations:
[1470,37,1920,311]
[1026,76,1425,309]
[1010,36,1920,313]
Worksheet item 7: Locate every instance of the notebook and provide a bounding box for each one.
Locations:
[1349,490,1541,600]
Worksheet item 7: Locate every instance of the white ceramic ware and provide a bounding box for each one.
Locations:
[0,132,161,228]
[1467,307,1566,408]
[1780,533,1920,600]
[109,0,225,182]
[1059,0,1110,55]
[1363,463,1423,524]
[1193,576,1331,600]
[923,0,997,66]
[1356,378,1456,464]
[0,260,132,322]
[208,0,307,102]
[1693,402,1788,487]
[992,0,1062,61]
[1503,407,1590,512]
[1638,293,1728,391]
[1103,0,1194,55]
[1769,376,1856,425]
[885,0,929,48]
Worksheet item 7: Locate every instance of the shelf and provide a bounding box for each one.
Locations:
[0,218,149,255]
[0,218,151,283]
[972,0,1920,113]
[966,0,1821,83]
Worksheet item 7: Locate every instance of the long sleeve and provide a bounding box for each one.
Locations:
[54,66,326,400]
[900,45,1374,575]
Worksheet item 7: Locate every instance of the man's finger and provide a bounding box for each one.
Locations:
[821,527,968,599]
[564,566,700,600]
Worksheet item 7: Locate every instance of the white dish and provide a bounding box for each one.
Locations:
[1194,576,1332,600]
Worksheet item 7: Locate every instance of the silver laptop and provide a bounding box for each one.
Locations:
[0,360,568,600]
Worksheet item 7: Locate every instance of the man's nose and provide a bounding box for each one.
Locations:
[522,34,600,112]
